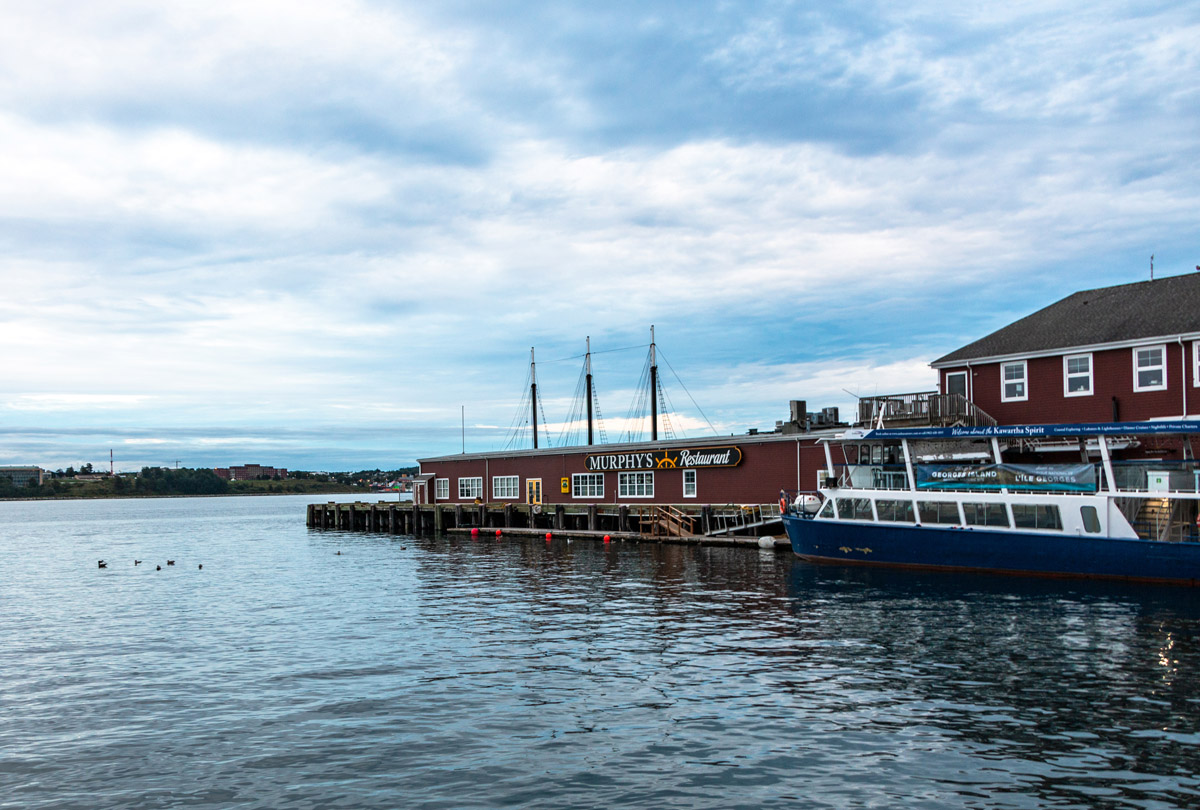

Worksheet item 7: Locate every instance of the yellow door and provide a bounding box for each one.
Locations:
[526,478,542,504]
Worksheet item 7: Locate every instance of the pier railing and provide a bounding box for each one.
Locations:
[857,392,997,428]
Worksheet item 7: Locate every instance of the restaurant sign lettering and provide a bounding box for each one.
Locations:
[585,446,743,471]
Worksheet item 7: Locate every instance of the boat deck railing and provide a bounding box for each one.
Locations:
[829,461,1200,497]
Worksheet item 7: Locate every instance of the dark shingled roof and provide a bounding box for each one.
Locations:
[933,273,1200,366]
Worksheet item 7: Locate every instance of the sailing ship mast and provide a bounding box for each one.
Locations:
[530,347,539,449]
[586,337,594,446]
[649,325,658,441]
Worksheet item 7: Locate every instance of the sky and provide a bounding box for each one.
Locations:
[1,0,1197,472]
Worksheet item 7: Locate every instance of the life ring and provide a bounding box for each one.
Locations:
[779,495,787,514]
[532,504,542,514]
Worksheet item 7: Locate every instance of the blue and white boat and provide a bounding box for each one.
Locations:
[782,421,1200,585]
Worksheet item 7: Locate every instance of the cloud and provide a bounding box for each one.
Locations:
[0,1,1197,467]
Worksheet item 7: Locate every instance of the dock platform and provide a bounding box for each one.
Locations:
[306,501,787,546]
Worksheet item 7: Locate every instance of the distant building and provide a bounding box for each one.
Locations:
[213,464,288,481]
[0,466,44,487]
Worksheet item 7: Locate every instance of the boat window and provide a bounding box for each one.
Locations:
[871,445,882,464]
[918,501,961,525]
[836,498,874,521]
[1080,505,1102,533]
[963,502,1010,528]
[1012,504,1063,530]
[875,499,915,523]
[819,499,836,519]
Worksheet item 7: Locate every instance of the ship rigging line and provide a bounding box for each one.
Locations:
[621,351,654,443]
[501,367,534,450]
[658,351,719,437]
[537,343,649,365]
[554,348,612,447]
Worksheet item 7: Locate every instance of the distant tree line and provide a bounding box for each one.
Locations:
[124,467,229,495]
[1,464,419,499]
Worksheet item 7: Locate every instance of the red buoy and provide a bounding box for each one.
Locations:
[545,532,552,541]
[495,529,502,537]
[603,535,611,543]
[470,527,479,537]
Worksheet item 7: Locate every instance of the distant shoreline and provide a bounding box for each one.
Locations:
[0,489,411,502]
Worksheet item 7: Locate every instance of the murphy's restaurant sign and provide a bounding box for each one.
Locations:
[585,446,743,471]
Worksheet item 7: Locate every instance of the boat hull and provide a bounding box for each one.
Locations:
[782,515,1200,586]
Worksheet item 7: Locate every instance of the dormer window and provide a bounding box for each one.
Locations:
[1001,361,1027,402]
[1133,345,1167,392]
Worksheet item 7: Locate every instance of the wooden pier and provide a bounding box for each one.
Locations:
[306,501,789,547]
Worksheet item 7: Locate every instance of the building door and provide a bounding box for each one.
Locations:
[945,371,968,398]
[526,478,542,504]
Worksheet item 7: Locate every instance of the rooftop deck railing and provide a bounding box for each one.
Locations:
[857,392,998,428]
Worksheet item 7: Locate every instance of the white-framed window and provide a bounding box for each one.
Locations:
[1193,342,1200,388]
[572,473,603,498]
[492,475,519,499]
[1001,360,1027,402]
[435,478,449,499]
[618,471,654,498]
[1063,353,1092,397]
[1134,345,1167,392]
[458,476,482,500]
[682,469,697,498]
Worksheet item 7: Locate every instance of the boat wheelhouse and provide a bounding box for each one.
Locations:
[782,420,1200,585]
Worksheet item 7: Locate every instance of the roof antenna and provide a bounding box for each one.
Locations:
[1150,254,1154,280]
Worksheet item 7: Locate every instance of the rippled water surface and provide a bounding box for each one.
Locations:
[2,495,1199,809]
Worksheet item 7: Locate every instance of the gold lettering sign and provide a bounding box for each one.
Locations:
[585,446,742,471]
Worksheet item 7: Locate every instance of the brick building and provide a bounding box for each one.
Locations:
[416,433,839,506]
[416,400,849,506]
[213,464,288,481]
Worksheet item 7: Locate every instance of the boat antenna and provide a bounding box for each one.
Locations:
[530,347,539,449]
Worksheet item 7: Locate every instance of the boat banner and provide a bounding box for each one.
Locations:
[915,463,1097,492]
[860,420,1200,440]
[585,446,743,471]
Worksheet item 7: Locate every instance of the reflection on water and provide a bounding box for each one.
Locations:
[0,495,1197,809]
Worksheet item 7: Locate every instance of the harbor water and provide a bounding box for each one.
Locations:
[2,494,1198,809]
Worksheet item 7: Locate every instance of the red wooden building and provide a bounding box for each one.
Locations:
[931,274,1200,425]
[416,431,837,506]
